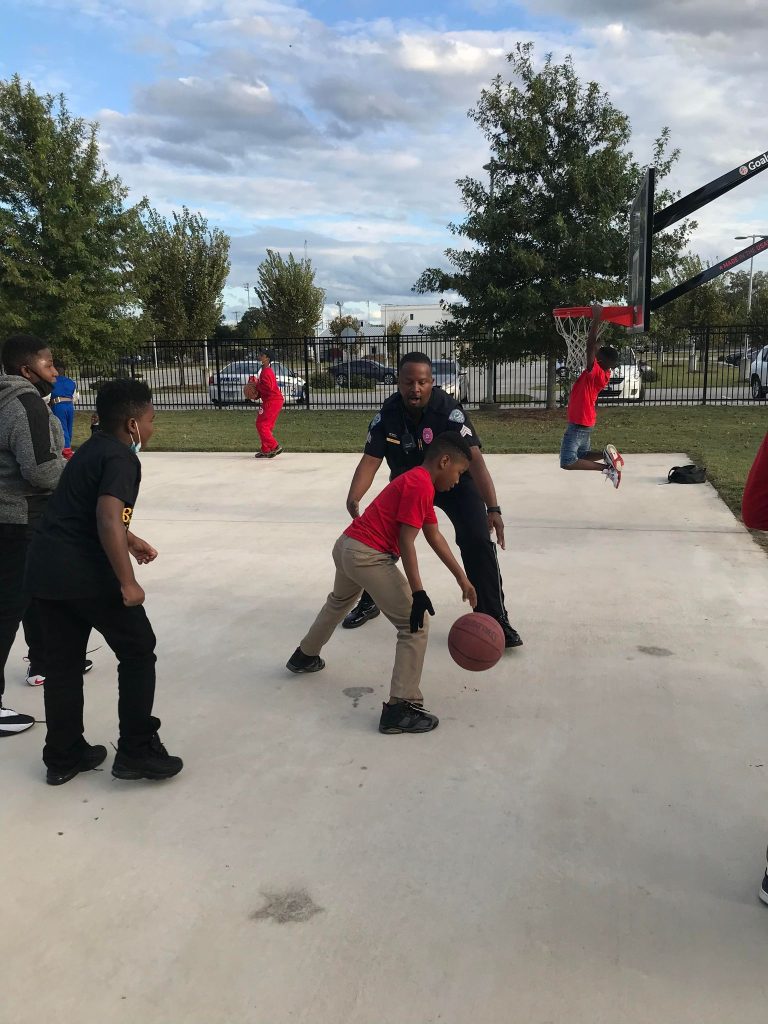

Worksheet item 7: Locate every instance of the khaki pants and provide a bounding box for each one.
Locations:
[300,535,428,703]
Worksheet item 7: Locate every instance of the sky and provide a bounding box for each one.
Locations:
[3,0,768,324]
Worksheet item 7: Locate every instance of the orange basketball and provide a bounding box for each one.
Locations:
[448,613,505,672]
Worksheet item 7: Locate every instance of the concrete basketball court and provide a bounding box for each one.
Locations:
[3,451,768,1023]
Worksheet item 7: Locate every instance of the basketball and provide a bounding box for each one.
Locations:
[448,613,505,672]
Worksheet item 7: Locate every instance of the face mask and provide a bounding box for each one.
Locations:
[129,423,142,454]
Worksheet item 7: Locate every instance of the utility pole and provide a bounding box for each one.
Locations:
[243,282,251,309]
[481,159,512,405]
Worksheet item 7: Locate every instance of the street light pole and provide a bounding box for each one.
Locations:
[734,234,768,314]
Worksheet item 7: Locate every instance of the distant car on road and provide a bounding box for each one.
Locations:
[330,359,397,387]
[599,348,645,403]
[432,359,469,404]
[208,360,306,406]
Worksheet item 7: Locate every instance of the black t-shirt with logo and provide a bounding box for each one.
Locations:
[25,431,141,599]
[364,387,481,485]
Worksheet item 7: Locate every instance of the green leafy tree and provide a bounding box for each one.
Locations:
[0,75,146,360]
[138,206,230,340]
[329,313,361,336]
[414,44,693,377]
[235,306,271,341]
[255,250,325,337]
[652,254,732,342]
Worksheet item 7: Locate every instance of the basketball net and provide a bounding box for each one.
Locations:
[553,310,607,376]
[552,305,633,376]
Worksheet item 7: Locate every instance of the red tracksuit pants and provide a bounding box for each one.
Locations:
[256,398,283,453]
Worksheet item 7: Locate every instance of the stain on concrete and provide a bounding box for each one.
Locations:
[637,645,673,657]
[252,889,323,924]
[342,686,374,708]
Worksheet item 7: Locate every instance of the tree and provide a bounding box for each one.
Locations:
[235,307,271,341]
[137,206,230,340]
[0,75,146,360]
[255,249,325,337]
[414,44,693,366]
[386,315,409,337]
[651,254,731,343]
[329,313,361,336]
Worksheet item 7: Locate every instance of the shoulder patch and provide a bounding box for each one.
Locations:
[448,408,465,424]
[460,425,472,438]
[369,413,381,429]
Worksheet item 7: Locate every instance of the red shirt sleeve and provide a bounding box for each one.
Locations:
[395,472,436,529]
[742,433,768,529]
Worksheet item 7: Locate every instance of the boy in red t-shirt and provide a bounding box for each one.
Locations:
[248,349,284,459]
[287,433,477,735]
[559,305,624,488]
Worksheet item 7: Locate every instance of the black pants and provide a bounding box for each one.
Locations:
[0,524,44,701]
[359,479,508,623]
[35,595,158,770]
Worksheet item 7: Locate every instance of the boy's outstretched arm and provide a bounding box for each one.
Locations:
[422,522,477,607]
[96,495,145,606]
[585,303,603,370]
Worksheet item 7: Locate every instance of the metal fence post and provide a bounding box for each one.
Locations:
[303,337,311,408]
[214,337,222,408]
[701,325,710,406]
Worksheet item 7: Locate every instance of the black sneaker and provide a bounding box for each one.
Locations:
[112,734,183,781]
[0,706,35,737]
[46,743,107,786]
[266,446,283,458]
[286,647,325,674]
[760,849,768,905]
[379,700,439,734]
[84,659,93,674]
[502,622,523,648]
[342,598,381,629]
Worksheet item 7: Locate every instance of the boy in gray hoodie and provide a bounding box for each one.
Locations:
[0,335,65,736]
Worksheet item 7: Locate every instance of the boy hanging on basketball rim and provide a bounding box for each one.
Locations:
[558,304,624,488]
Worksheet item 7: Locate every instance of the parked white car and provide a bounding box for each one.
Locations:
[208,360,306,406]
[749,345,768,400]
[432,359,469,404]
[599,348,645,403]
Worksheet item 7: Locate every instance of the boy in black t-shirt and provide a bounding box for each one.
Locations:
[26,380,183,785]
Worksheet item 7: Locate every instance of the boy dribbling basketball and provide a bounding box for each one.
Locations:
[559,304,624,488]
[286,433,477,735]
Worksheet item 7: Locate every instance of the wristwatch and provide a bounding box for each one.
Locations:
[486,505,502,514]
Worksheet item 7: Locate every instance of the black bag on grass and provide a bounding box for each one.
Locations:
[668,465,707,484]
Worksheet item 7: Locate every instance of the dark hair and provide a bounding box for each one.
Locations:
[96,379,153,431]
[1,334,50,374]
[598,345,620,368]
[257,348,273,361]
[398,351,432,372]
[424,431,472,463]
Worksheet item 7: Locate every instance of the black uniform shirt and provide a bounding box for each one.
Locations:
[25,431,141,600]
[364,387,481,481]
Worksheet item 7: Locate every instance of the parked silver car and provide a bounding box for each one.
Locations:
[208,360,306,406]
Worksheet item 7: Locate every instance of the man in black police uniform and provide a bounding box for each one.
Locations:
[342,351,522,648]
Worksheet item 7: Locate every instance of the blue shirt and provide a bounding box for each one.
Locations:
[52,375,77,400]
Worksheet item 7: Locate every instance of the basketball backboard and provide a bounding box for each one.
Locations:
[627,167,655,334]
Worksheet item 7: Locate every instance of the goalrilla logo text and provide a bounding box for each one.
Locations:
[739,152,768,176]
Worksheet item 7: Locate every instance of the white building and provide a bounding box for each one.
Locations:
[379,303,452,334]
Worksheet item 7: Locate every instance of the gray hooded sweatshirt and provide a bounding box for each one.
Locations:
[0,374,65,526]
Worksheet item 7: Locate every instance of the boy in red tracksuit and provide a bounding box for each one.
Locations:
[249,349,284,459]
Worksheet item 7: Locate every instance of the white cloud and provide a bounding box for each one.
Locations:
[12,0,768,309]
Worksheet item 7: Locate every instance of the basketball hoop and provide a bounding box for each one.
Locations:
[553,305,633,375]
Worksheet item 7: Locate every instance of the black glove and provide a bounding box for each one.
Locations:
[410,590,435,633]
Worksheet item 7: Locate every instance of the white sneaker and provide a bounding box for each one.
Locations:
[25,665,45,686]
[0,706,35,735]
[603,465,621,489]
[604,443,624,470]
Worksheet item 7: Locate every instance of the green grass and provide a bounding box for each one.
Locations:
[73,406,767,523]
